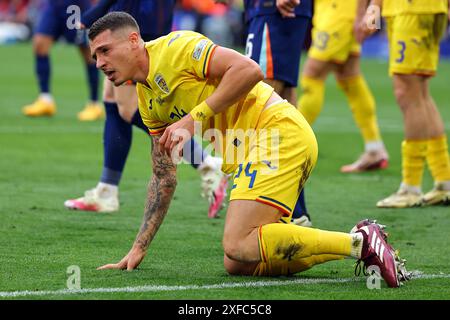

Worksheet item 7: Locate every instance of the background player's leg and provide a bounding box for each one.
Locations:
[64,79,122,213]
[334,55,389,173]
[377,74,428,208]
[77,45,103,121]
[22,34,56,117]
[422,78,450,205]
[297,57,331,124]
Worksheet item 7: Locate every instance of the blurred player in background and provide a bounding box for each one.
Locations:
[90,13,408,288]
[22,0,101,119]
[298,0,389,174]
[357,0,450,208]
[236,0,313,226]
[64,0,228,218]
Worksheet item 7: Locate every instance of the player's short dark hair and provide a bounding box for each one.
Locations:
[88,11,140,41]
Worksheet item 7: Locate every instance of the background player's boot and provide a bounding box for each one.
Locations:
[376,185,423,208]
[22,97,56,117]
[423,182,450,206]
[77,102,104,121]
[208,175,229,218]
[292,215,312,227]
[341,148,389,173]
[64,183,119,213]
[198,156,227,218]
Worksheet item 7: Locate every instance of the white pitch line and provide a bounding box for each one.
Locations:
[1,273,449,298]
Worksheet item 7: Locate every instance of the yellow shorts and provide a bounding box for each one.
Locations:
[386,14,447,76]
[308,18,361,64]
[229,101,318,220]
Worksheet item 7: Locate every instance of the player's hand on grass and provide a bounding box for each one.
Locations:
[160,114,195,159]
[276,0,300,18]
[97,245,146,271]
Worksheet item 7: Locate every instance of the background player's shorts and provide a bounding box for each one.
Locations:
[229,101,318,221]
[308,18,360,64]
[246,15,311,87]
[34,0,91,45]
[386,14,447,76]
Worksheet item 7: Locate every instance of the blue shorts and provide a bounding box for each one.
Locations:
[246,15,310,87]
[34,0,91,45]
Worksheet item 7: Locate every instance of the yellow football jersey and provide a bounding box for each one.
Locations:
[137,31,274,172]
[382,0,448,17]
[313,0,357,23]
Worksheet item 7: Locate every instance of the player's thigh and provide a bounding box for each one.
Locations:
[32,34,54,55]
[114,83,138,122]
[222,199,282,261]
[392,74,426,110]
[302,57,333,79]
[263,79,285,95]
[280,87,297,106]
[246,15,309,87]
[334,54,362,80]
[33,2,59,50]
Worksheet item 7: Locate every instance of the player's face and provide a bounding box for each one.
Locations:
[90,29,136,86]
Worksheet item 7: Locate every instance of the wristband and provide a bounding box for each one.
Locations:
[190,101,215,121]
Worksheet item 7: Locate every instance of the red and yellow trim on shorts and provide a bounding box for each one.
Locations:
[255,195,292,217]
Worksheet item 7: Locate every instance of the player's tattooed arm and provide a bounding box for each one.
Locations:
[97,135,177,271]
[135,134,178,251]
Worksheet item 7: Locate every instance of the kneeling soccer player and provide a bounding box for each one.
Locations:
[90,12,408,288]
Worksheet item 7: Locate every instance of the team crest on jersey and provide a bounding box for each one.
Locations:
[192,39,208,61]
[154,73,170,94]
[168,33,181,46]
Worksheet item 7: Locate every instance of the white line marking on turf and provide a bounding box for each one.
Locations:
[1,273,449,298]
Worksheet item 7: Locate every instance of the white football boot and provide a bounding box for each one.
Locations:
[64,182,119,213]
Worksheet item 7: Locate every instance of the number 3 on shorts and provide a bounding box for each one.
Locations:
[396,40,406,63]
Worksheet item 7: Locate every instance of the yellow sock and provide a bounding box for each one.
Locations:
[427,136,450,182]
[256,223,361,276]
[253,254,344,276]
[337,75,381,143]
[298,76,325,125]
[402,140,427,187]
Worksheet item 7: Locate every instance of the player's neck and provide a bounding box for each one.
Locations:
[133,46,150,84]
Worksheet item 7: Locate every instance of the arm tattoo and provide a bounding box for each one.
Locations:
[135,135,177,251]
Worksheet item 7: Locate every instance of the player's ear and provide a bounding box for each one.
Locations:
[129,31,139,46]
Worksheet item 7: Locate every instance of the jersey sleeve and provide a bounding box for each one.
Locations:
[166,32,218,79]
[136,84,168,136]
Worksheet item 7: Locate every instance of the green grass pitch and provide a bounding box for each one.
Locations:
[0,43,450,300]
